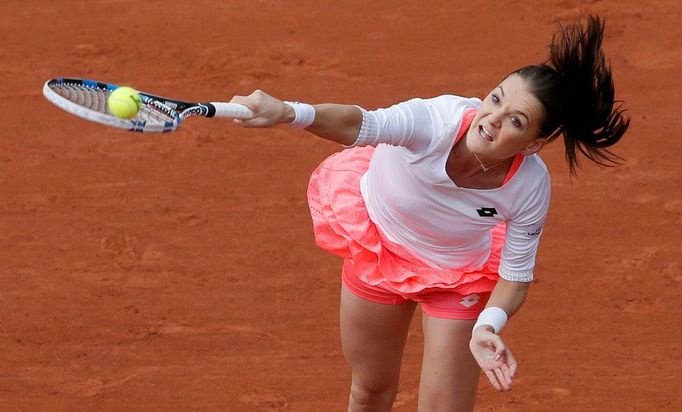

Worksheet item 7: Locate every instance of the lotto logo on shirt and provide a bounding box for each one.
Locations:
[476,207,498,217]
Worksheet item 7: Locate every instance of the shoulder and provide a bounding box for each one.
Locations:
[422,94,482,114]
[523,154,551,184]
[389,94,481,117]
[508,155,551,200]
[408,95,482,133]
[503,155,551,222]
[518,155,552,204]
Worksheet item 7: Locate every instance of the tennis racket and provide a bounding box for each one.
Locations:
[42,77,253,133]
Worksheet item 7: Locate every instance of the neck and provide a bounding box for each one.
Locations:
[453,136,513,177]
[472,152,504,172]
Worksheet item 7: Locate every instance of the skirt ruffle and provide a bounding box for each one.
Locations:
[307,146,503,295]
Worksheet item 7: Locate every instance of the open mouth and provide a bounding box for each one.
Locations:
[479,125,494,142]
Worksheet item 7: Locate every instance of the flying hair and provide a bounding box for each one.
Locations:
[514,15,630,175]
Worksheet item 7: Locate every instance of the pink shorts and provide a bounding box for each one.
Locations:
[342,260,491,319]
[308,145,505,319]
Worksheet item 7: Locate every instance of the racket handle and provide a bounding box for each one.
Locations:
[210,102,253,119]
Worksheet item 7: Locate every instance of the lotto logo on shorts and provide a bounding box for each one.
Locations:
[460,294,480,308]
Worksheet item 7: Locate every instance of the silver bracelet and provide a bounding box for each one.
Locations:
[283,101,315,128]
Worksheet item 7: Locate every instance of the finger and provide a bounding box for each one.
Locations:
[249,89,265,98]
[229,96,257,113]
[501,363,514,385]
[229,95,246,104]
[494,367,511,390]
[234,118,259,128]
[494,346,505,362]
[484,370,503,391]
[237,119,262,128]
[504,348,518,377]
[492,336,508,360]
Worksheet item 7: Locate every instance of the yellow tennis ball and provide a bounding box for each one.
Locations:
[108,86,141,119]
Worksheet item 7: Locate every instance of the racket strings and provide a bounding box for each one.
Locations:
[51,84,175,123]
[145,99,178,121]
[55,84,108,114]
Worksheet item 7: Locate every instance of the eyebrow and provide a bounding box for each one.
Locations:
[496,85,531,124]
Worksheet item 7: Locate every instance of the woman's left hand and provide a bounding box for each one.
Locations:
[469,326,517,391]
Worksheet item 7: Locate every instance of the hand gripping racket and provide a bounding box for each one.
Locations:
[42,77,253,133]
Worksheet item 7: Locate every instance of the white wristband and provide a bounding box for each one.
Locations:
[473,307,508,334]
[283,101,315,128]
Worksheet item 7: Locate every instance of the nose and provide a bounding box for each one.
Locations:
[488,108,504,129]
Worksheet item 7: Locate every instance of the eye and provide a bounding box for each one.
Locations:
[510,116,523,129]
[491,93,500,104]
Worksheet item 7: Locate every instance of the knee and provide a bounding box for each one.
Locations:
[349,381,398,411]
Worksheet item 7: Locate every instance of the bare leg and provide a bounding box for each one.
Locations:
[340,285,417,412]
[418,314,481,412]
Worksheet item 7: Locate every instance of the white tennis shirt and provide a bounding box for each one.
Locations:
[353,95,551,282]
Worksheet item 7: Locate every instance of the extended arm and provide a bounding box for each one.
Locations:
[231,90,441,151]
[230,90,362,146]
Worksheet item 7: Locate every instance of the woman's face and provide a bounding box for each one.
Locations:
[466,74,547,161]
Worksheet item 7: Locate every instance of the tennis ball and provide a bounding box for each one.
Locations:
[108,86,141,119]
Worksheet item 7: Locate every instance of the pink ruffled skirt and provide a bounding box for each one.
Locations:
[307,146,503,296]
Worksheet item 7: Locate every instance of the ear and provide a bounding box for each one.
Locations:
[521,138,549,155]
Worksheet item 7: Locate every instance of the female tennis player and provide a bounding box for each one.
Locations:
[230,15,629,412]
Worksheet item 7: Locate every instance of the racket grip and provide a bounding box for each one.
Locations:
[210,102,253,119]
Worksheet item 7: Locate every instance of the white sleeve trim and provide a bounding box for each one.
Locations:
[357,106,379,145]
[343,99,434,151]
[498,264,534,282]
[343,106,378,148]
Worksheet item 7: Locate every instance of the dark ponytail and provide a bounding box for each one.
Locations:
[514,15,630,175]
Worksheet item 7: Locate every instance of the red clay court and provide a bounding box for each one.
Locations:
[1,1,680,410]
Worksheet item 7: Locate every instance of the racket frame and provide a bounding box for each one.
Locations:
[43,77,251,133]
